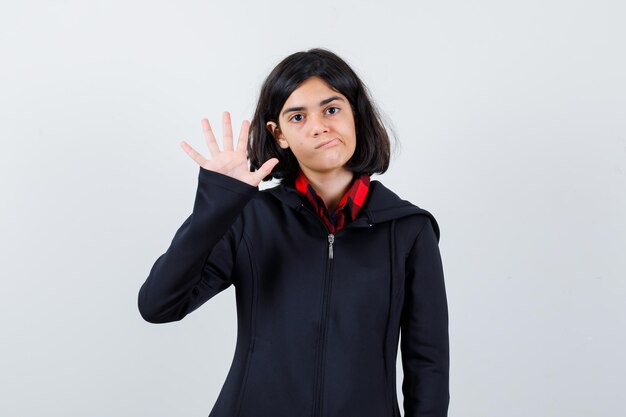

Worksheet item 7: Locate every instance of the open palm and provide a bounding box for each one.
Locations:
[180,111,279,187]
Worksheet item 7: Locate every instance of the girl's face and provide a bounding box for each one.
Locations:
[267,76,357,178]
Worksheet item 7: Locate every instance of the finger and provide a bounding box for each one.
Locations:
[180,140,208,167]
[222,111,234,151]
[201,118,220,157]
[236,119,250,152]
[252,157,279,184]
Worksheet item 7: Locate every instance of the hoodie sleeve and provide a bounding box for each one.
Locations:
[400,216,450,417]
[137,167,258,324]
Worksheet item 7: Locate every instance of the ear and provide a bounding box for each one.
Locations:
[266,121,289,149]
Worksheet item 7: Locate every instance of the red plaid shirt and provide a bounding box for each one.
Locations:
[294,169,370,233]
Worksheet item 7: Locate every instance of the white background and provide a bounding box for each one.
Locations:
[1,1,624,416]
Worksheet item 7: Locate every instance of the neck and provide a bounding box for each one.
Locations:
[300,167,354,212]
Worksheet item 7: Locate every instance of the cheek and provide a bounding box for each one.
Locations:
[342,118,357,142]
[347,129,357,150]
[288,140,312,159]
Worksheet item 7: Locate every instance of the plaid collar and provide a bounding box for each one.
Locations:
[294,169,370,233]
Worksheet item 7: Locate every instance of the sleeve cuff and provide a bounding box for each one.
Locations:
[198,166,258,196]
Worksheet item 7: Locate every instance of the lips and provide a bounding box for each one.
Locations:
[315,138,340,149]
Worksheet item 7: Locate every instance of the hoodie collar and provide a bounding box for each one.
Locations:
[265,179,440,242]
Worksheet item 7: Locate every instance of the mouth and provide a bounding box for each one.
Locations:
[315,138,340,149]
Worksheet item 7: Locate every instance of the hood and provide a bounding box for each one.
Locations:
[265,180,440,242]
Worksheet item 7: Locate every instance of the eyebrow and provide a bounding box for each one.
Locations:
[281,96,345,117]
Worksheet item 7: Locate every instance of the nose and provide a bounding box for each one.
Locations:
[310,114,329,136]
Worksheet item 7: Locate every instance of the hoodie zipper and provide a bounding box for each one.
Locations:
[327,233,334,260]
[297,203,334,417]
[298,203,371,417]
[312,232,334,417]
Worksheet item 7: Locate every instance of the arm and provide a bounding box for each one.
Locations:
[401,217,450,417]
[138,113,278,324]
[137,168,257,323]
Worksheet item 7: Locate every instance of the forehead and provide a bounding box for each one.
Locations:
[282,77,345,106]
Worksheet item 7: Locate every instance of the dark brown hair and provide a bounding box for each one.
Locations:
[248,48,391,182]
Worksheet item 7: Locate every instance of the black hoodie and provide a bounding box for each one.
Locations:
[138,167,449,417]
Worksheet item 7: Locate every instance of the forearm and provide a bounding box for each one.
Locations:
[138,167,257,323]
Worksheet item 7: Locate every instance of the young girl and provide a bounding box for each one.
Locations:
[138,48,449,417]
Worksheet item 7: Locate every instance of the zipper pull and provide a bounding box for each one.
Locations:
[328,233,335,260]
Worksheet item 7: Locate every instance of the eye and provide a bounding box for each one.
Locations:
[325,106,340,115]
[289,114,304,123]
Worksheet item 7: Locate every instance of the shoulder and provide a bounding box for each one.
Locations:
[235,181,303,228]
[364,180,441,243]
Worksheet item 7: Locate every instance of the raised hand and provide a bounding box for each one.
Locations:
[180,111,279,187]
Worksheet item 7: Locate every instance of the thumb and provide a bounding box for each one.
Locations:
[252,158,279,184]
